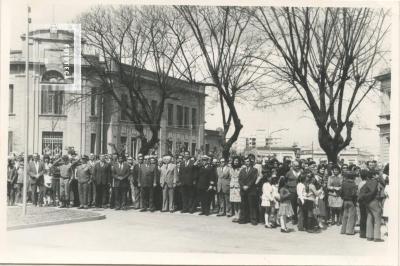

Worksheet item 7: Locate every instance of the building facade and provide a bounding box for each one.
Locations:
[245,137,257,149]
[375,69,390,165]
[8,28,207,158]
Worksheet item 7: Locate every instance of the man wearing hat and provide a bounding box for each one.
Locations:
[27,153,45,206]
[112,155,130,210]
[59,155,72,208]
[76,155,91,209]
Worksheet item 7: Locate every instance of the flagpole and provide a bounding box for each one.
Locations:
[22,5,31,216]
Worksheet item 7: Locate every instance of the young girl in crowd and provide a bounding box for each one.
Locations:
[261,174,273,228]
[327,165,343,225]
[278,177,294,233]
[271,173,280,227]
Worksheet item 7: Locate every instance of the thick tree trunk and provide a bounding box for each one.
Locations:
[324,149,340,165]
[221,118,243,161]
[222,145,231,161]
[318,127,343,165]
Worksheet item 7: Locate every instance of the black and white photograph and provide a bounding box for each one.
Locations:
[0,0,398,265]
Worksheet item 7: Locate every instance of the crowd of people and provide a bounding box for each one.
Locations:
[7,151,389,242]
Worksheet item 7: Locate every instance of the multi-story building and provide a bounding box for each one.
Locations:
[375,69,391,164]
[245,137,257,149]
[8,27,206,158]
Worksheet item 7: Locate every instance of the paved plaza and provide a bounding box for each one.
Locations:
[5,208,389,256]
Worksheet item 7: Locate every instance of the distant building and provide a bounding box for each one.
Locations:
[300,146,375,165]
[375,69,390,164]
[245,137,257,149]
[8,28,206,157]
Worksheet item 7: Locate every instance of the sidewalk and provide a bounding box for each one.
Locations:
[7,205,106,230]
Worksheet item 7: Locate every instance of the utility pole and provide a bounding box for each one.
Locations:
[22,4,31,216]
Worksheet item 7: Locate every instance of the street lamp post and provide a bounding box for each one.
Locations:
[22,5,31,216]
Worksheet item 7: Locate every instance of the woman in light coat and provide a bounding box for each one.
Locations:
[229,156,242,222]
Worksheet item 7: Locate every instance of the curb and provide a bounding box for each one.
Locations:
[7,214,106,231]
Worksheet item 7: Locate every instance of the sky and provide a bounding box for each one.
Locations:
[6,0,387,155]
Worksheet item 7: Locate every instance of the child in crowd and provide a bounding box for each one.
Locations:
[278,177,293,233]
[261,175,273,228]
[271,174,280,227]
[296,174,307,231]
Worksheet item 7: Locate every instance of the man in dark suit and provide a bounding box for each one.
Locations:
[93,154,111,208]
[138,156,157,212]
[180,151,197,213]
[28,154,45,206]
[173,155,183,212]
[238,156,259,225]
[131,154,143,209]
[154,158,163,211]
[112,155,130,210]
[196,156,217,216]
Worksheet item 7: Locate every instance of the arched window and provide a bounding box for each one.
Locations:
[41,70,65,83]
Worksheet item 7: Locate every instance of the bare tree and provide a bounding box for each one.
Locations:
[174,6,267,159]
[252,7,389,163]
[76,5,191,155]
